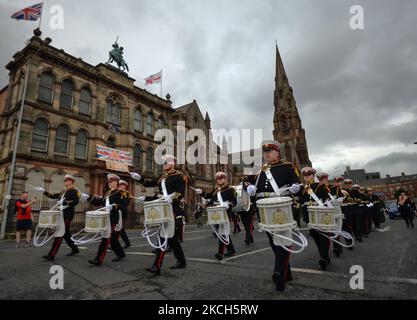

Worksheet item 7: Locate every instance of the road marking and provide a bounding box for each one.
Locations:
[223,247,271,261]
[398,241,408,267]
[376,226,391,232]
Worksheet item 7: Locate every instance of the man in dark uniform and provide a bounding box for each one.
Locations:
[341,179,356,249]
[41,174,80,261]
[367,188,381,230]
[196,172,237,259]
[131,155,187,275]
[306,172,333,270]
[240,178,255,245]
[352,184,365,242]
[118,180,131,249]
[360,186,371,237]
[87,174,126,266]
[246,140,301,292]
[330,176,345,257]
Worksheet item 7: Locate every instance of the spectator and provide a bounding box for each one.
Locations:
[397,192,414,228]
[15,192,37,247]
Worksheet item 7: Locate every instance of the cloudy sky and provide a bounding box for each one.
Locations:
[1,0,417,177]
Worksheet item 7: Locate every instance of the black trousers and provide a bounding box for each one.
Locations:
[48,219,78,258]
[153,219,186,269]
[95,224,125,264]
[371,206,381,228]
[266,233,292,281]
[231,212,241,233]
[309,229,331,261]
[400,208,415,227]
[352,206,364,240]
[218,236,235,255]
[239,210,254,243]
[120,217,131,246]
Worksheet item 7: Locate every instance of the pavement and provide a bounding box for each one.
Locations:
[0,217,416,300]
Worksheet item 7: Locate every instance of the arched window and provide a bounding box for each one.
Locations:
[60,79,74,110]
[75,177,87,193]
[38,73,54,104]
[134,109,142,132]
[50,173,65,193]
[26,170,44,210]
[146,147,154,172]
[107,136,116,148]
[54,125,69,155]
[133,144,142,168]
[107,99,121,125]
[146,113,154,136]
[31,119,49,151]
[79,87,91,115]
[158,117,165,130]
[75,130,88,159]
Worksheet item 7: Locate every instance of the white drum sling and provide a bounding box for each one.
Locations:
[256,197,308,254]
[33,200,66,247]
[141,199,175,251]
[71,196,111,245]
[206,205,230,245]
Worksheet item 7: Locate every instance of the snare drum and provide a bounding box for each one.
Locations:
[206,206,229,225]
[307,205,337,231]
[84,210,109,233]
[256,197,296,232]
[234,185,251,212]
[143,199,174,226]
[37,210,60,229]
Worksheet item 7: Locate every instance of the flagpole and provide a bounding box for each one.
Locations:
[160,69,163,98]
[38,2,44,30]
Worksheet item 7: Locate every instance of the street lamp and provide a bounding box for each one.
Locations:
[0,35,52,239]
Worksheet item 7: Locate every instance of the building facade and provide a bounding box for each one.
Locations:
[0,32,230,234]
[273,45,311,170]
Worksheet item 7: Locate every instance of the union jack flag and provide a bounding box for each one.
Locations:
[11,2,43,21]
[96,145,133,165]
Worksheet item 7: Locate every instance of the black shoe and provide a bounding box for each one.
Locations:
[319,259,327,271]
[123,243,131,249]
[67,249,80,257]
[215,253,223,261]
[88,259,101,266]
[224,249,236,257]
[146,266,161,275]
[245,240,250,245]
[272,273,285,292]
[333,250,341,258]
[170,262,186,269]
[112,256,125,262]
[250,237,254,243]
[42,255,54,261]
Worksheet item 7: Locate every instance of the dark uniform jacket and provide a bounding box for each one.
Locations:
[88,189,123,225]
[139,169,186,217]
[119,190,131,219]
[343,188,361,206]
[330,185,344,198]
[299,183,331,206]
[44,187,80,220]
[202,185,237,217]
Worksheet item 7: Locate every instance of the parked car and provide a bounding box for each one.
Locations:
[385,200,401,220]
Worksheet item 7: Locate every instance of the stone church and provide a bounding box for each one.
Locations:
[273,45,312,170]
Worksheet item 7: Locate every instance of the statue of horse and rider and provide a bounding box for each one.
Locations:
[106,39,129,72]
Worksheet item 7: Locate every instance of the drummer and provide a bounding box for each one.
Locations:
[330,176,345,257]
[311,172,332,270]
[341,179,357,249]
[41,174,80,261]
[245,140,301,292]
[195,172,237,260]
[130,154,187,275]
[87,174,126,266]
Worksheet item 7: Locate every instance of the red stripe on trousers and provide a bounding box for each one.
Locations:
[155,251,166,268]
[51,237,63,257]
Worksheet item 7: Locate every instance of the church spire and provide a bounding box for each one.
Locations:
[275,41,288,91]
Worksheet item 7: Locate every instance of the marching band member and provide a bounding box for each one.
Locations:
[342,179,359,247]
[359,186,371,238]
[366,188,381,230]
[118,180,132,249]
[240,178,255,245]
[246,140,300,292]
[301,171,333,270]
[40,174,80,261]
[131,155,187,275]
[330,176,345,257]
[351,184,365,242]
[196,172,237,260]
[87,174,126,266]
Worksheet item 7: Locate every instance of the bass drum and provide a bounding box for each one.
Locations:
[234,185,251,212]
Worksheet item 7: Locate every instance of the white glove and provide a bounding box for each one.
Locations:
[222,202,230,210]
[247,185,257,197]
[289,183,300,194]
[195,188,203,195]
[105,204,115,211]
[80,193,89,201]
[57,199,65,206]
[138,196,146,201]
[35,187,45,192]
[165,195,173,204]
[129,172,142,181]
